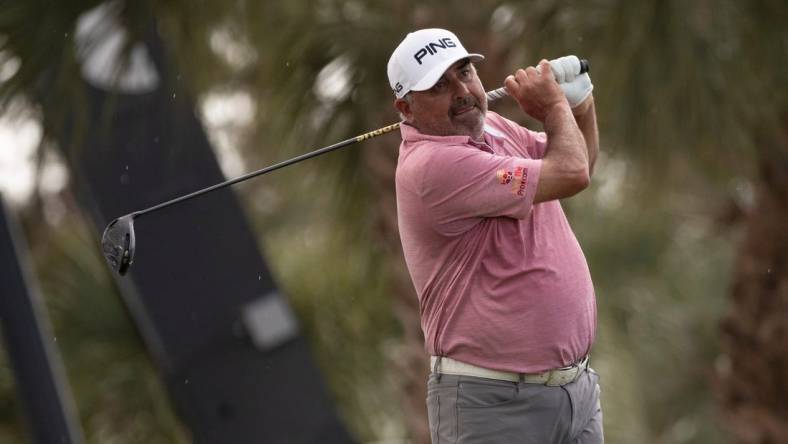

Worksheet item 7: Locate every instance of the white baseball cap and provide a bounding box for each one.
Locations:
[387,28,484,98]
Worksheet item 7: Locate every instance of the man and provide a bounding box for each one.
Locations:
[388,28,602,443]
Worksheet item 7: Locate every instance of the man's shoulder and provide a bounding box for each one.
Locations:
[396,141,432,187]
[485,111,530,136]
[398,139,464,173]
[484,110,546,155]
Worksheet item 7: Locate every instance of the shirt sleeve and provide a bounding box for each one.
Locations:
[487,112,549,159]
[530,131,548,159]
[418,144,542,236]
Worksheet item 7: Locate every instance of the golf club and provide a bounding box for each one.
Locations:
[101,58,590,275]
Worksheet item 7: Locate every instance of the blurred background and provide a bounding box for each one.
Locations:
[0,0,786,443]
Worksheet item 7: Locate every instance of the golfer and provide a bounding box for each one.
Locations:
[389,28,602,443]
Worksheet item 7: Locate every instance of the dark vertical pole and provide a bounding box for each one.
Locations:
[0,194,85,444]
[50,11,354,443]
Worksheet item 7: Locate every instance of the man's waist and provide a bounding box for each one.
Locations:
[430,355,589,386]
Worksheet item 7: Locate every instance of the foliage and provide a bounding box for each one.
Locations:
[0,205,190,442]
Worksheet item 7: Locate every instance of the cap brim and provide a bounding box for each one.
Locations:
[410,53,485,92]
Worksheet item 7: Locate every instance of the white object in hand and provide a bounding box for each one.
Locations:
[547,55,593,108]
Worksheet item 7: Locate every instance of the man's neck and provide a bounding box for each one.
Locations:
[406,121,486,142]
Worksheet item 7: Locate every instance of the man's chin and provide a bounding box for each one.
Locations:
[451,108,485,137]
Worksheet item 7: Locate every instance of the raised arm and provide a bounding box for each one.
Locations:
[504,60,590,203]
[572,95,599,176]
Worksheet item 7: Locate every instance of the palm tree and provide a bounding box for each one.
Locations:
[571,2,788,441]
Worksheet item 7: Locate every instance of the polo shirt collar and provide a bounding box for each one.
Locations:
[400,122,503,152]
[400,122,472,145]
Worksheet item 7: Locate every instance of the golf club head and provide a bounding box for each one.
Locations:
[101,214,136,275]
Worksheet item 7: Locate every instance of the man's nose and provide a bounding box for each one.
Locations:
[450,78,471,98]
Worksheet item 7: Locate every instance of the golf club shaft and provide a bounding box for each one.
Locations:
[132,55,590,219]
[134,88,512,218]
[136,121,401,217]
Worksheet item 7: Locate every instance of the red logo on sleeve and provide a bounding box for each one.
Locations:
[496,169,513,185]
[511,166,528,196]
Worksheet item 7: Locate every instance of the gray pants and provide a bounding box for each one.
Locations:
[426,368,603,443]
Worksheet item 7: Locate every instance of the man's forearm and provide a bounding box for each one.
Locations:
[544,102,588,172]
[532,101,590,203]
[573,96,599,176]
[504,59,591,203]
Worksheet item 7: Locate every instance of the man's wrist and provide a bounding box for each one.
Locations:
[571,95,594,116]
[544,100,573,123]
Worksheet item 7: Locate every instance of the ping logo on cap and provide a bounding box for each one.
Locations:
[413,38,457,65]
[387,28,484,98]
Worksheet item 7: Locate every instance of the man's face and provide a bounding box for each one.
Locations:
[396,59,487,141]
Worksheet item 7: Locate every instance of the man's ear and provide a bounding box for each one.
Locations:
[394,97,412,121]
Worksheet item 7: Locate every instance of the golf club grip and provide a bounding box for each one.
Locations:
[485,58,590,103]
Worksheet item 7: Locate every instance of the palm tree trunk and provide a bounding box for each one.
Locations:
[718,119,788,443]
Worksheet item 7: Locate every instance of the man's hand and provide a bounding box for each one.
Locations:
[504,59,568,122]
[549,55,594,108]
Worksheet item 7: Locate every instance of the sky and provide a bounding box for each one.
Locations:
[0,113,47,205]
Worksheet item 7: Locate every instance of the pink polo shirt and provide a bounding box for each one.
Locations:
[395,111,596,373]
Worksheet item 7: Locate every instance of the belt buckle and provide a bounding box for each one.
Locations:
[545,368,570,386]
[545,362,583,387]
